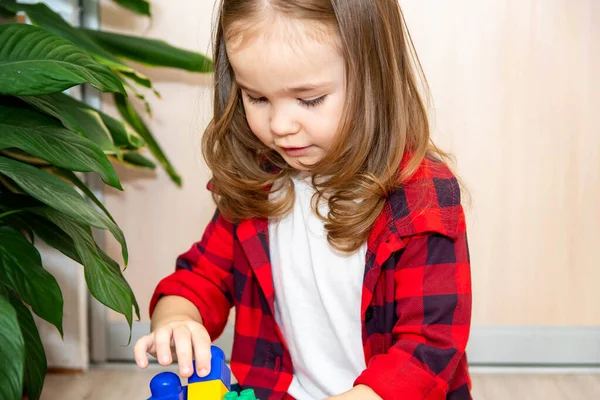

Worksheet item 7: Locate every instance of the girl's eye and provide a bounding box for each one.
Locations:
[244,93,327,108]
[246,94,267,104]
[299,95,327,108]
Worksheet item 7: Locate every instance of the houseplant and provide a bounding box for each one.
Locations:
[0,1,212,399]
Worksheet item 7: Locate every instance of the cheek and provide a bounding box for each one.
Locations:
[312,96,345,146]
[243,102,270,143]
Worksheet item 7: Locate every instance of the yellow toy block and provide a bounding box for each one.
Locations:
[187,380,229,400]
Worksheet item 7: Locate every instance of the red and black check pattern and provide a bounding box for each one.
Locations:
[150,156,472,400]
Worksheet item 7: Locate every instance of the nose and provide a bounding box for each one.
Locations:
[270,106,300,137]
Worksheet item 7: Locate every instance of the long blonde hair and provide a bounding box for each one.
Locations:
[202,0,449,252]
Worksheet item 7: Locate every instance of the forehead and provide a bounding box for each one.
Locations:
[225,12,338,49]
[226,17,344,91]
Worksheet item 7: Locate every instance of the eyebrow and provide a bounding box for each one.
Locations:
[236,81,334,95]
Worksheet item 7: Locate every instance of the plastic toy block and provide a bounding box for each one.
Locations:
[147,371,186,400]
[149,345,243,400]
[223,389,258,400]
[239,389,258,400]
[188,380,229,400]
[188,346,231,390]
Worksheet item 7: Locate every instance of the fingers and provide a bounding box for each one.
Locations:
[154,326,174,366]
[133,321,213,378]
[133,335,152,368]
[190,324,212,377]
[173,326,193,378]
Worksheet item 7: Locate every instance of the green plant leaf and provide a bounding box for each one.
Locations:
[0,195,80,263]
[8,3,104,53]
[52,168,116,224]
[0,156,128,265]
[101,57,157,96]
[0,106,123,189]
[7,3,152,90]
[19,94,122,158]
[0,225,63,335]
[0,292,24,400]
[0,4,17,19]
[120,151,157,169]
[14,95,81,135]
[0,23,125,96]
[119,77,154,117]
[2,208,80,265]
[96,246,140,330]
[2,212,35,246]
[101,111,145,150]
[9,292,46,400]
[119,70,154,90]
[0,94,30,110]
[82,28,213,73]
[114,93,182,186]
[0,148,50,168]
[0,196,140,340]
[31,207,139,339]
[119,71,161,106]
[112,0,151,16]
[0,208,28,220]
[12,92,144,150]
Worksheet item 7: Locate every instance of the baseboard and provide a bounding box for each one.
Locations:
[466,326,600,366]
[47,367,86,374]
[469,366,600,374]
[106,323,600,366]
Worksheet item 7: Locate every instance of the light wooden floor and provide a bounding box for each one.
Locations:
[41,365,600,399]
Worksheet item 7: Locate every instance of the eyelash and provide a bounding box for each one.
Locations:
[245,94,327,108]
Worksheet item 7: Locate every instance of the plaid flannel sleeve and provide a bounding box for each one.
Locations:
[355,231,472,399]
[149,209,235,340]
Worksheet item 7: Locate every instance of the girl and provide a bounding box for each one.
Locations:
[134,1,472,399]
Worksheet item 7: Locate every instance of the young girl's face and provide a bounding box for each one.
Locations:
[227,19,346,171]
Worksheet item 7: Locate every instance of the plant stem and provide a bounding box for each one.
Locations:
[0,209,26,220]
[0,149,50,166]
[0,175,24,194]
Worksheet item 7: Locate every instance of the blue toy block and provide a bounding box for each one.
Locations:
[148,371,187,400]
[188,346,231,390]
[149,345,253,400]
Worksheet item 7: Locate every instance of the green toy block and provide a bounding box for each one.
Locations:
[221,388,258,400]
[239,389,257,400]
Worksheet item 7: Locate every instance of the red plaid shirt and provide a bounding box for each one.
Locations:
[150,157,472,400]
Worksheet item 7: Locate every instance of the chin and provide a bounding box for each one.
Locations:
[288,162,311,171]
[284,156,319,171]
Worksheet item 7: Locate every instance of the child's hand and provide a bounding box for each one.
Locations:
[133,317,212,379]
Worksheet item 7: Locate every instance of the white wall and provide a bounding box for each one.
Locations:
[98,0,599,362]
[100,0,217,325]
[401,0,599,326]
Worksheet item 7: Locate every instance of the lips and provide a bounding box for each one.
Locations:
[279,145,312,156]
[281,146,310,151]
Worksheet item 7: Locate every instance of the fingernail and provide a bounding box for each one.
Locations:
[199,368,208,377]
[162,356,170,363]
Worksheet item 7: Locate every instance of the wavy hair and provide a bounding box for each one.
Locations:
[202,0,450,252]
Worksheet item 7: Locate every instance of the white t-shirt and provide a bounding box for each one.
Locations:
[269,175,368,399]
